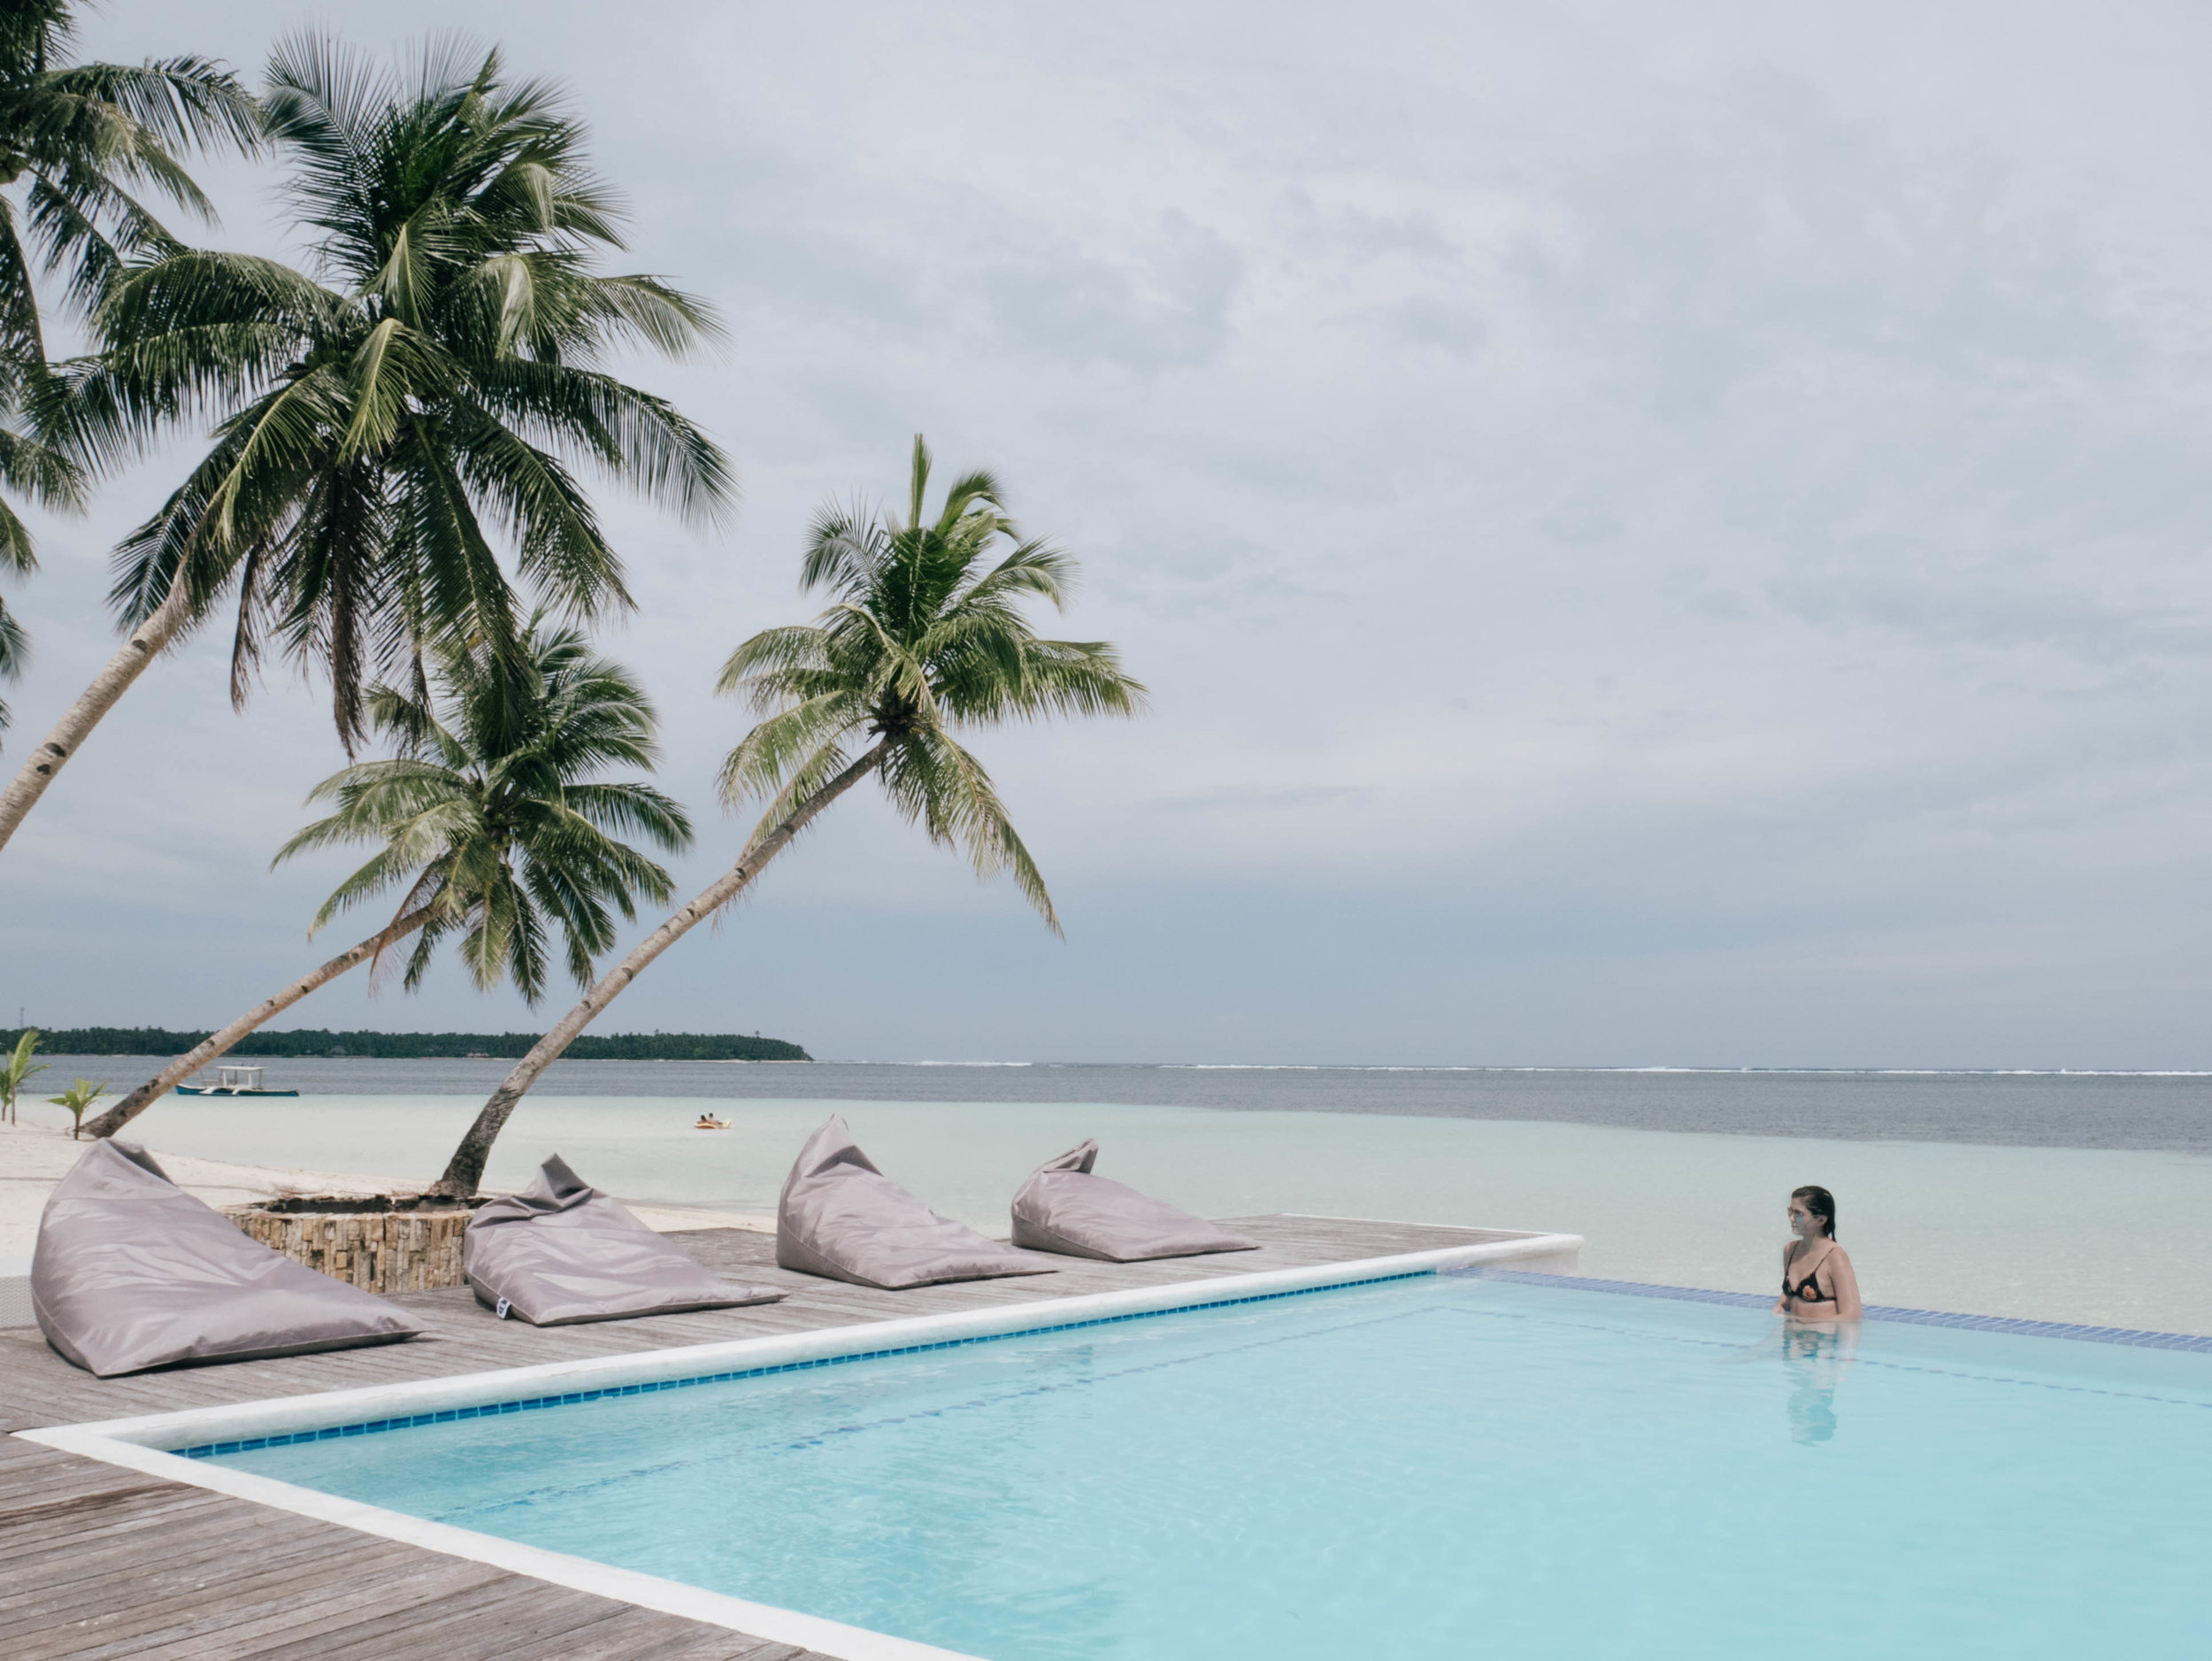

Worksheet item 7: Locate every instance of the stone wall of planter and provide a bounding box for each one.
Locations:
[226,1202,477,1293]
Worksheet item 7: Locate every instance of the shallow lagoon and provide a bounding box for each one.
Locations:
[32,1084,2211,1335]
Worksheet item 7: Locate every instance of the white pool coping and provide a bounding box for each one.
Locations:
[18,1230,1581,1661]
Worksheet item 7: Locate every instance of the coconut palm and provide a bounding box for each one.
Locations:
[0,30,730,854]
[429,435,1145,1196]
[84,620,691,1140]
[48,1075,104,1136]
[0,1025,42,1123]
[0,1,260,734]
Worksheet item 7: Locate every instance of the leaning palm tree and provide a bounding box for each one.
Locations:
[0,30,729,853]
[429,435,1145,1196]
[83,620,690,1140]
[0,0,260,734]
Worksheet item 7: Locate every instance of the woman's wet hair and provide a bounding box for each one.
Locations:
[1791,1185,1838,1239]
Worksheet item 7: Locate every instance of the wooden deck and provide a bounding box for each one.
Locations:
[2,1214,1522,1659]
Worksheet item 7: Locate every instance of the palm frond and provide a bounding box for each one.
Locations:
[797,501,887,600]
[281,616,680,995]
[0,496,35,584]
[40,57,264,165]
[717,691,865,809]
[0,424,85,520]
[472,359,733,529]
[0,579,28,721]
[65,32,726,745]
[710,434,1140,937]
[879,727,1059,932]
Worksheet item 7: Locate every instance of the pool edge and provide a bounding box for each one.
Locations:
[12,1423,985,1661]
[1466,1269,2212,1350]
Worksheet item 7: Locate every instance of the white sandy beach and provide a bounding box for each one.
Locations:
[0,1119,772,1258]
[11,1090,2212,1334]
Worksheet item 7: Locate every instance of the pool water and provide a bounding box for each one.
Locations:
[211,1275,2212,1659]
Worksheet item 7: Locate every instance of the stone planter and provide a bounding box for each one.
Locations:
[225,1194,488,1294]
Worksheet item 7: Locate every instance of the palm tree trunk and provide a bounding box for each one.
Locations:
[0,581,196,857]
[428,742,889,1197]
[83,906,434,1141]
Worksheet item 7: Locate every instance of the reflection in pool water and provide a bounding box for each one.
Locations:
[1781,1321,1858,1443]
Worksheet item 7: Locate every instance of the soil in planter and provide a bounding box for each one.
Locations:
[252,1192,492,1214]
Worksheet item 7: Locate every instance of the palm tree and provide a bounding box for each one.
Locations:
[0,30,730,854]
[429,435,1145,1196]
[83,620,691,1140]
[48,1074,104,1136]
[0,1,260,734]
[0,1025,42,1123]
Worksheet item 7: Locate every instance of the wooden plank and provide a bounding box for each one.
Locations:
[4,1519,351,1592]
[2,1526,444,1648]
[0,1474,193,1530]
[14,1554,508,1661]
[544,1610,809,1661]
[0,1505,271,1588]
[0,1492,255,1573]
[4,1213,1507,1434]
[154,1553,567,1661]
[295,1573,690,1661]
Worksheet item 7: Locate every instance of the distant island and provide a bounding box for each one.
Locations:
[1,1027,811,1062]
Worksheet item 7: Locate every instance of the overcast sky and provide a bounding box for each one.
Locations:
[3,2,2209,1065]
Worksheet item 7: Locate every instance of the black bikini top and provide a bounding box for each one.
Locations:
[1783,1247,1836,1303]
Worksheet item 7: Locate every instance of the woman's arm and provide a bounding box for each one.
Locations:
[1824,1248,1863,1320]
[1773,1243,1792,1314]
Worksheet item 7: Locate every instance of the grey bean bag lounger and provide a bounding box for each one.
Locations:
[1011,1140,1259,1262]
[777,1114,1055,1290]
[465,1154,784,1326]
[32,1140,419,1378]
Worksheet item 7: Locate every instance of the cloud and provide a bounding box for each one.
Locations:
[6,0,2212,1065]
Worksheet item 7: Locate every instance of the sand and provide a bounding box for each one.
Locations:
[0,1119,772,1259]
[13,1094,2212,1335]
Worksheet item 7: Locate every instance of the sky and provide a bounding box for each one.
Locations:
[3,2,2210,1066]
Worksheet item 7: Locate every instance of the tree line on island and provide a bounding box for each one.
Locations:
[0,1027,810,1062]
[0,11,1141,1194]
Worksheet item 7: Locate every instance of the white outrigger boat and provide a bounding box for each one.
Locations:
[173,1064,299,1098]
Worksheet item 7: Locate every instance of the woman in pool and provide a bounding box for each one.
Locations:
[1775,1184,1862,1320]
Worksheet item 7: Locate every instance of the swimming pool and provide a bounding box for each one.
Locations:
[182,1271,2212,1660]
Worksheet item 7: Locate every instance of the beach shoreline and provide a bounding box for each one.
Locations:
[9,1087,2210,1335]
[0,1120,772,1258]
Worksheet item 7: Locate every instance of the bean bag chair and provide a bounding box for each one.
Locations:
[777,1115,1056,1290]
[31,1140,420,1378]
[1011,1139,1259,1262]
[465,1154,784,1326]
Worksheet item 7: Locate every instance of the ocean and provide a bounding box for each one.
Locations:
[39,1057,2212,1148]
[18,1060,2211,1335]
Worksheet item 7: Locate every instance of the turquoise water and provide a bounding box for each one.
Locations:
[213,1275,2212,1659]
[24,1091,2212,1331]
